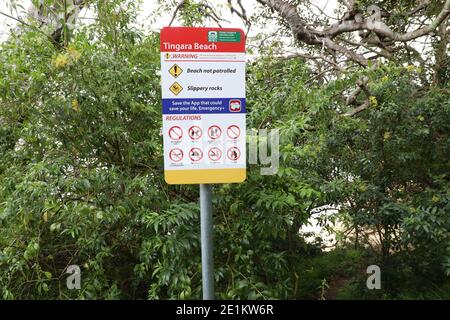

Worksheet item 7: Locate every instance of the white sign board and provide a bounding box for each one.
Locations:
[161,27,247,184]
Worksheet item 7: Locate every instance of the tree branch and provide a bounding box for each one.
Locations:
[346,76,370,106]
[169,0,186,26]
[322,38,369,67]
[316,0,450,41]
[344,100,370,117]
[0,10,59,46]
[256,0,450,67]
[256,0,318,45]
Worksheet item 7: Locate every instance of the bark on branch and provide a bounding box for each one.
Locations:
[257,0,450,67]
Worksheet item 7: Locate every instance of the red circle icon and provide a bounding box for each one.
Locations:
[208,125,222,140]
[188,126,203,140]
[227,147,241,161]
[227,125,241,139]
[229,100,242,112]
[169,148,184,162]
[168,126,183,141]
[189,148,203,162]
[208,147,222,162]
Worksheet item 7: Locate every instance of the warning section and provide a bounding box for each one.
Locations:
[161,62,245,99]
[161,27,246,185]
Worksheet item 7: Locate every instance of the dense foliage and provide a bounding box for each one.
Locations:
[0,0,448,299]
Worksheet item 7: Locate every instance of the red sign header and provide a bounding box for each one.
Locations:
[160,27,246,53]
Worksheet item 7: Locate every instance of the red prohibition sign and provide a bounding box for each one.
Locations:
[227,147,241,161]
[227,125,241,139]
[208,125,222,140]
[189,148,203,162]
[188,126,203,140]
[208,147,222,162]
[169,148,183,162]
[168,126,183,141]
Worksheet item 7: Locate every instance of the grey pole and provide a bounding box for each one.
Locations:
[200,184,214,300]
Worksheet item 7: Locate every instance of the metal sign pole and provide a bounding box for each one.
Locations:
[200,184,214,300]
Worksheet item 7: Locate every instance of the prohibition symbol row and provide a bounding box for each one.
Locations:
[169,147,241,163]
[168,125,241,141]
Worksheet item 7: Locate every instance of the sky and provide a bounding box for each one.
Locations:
[0,0,337,42]
[0,0,251,40]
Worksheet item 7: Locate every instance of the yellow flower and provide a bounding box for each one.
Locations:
[52,47,81,69]
[72,99,80,112]
[417,115,425,122]
[406,65,415,72]
[52,54,69,68]
[432,195,440,203]
[369,96,378,107]
[383,132,391,140]
[67,47,81,62]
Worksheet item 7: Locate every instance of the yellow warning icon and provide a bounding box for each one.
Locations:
[169,82,183,96]
[165,53,171,59]
[169,64,183,78]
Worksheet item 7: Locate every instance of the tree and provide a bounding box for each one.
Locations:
[0,0,448,300]
[254,0,449,66]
